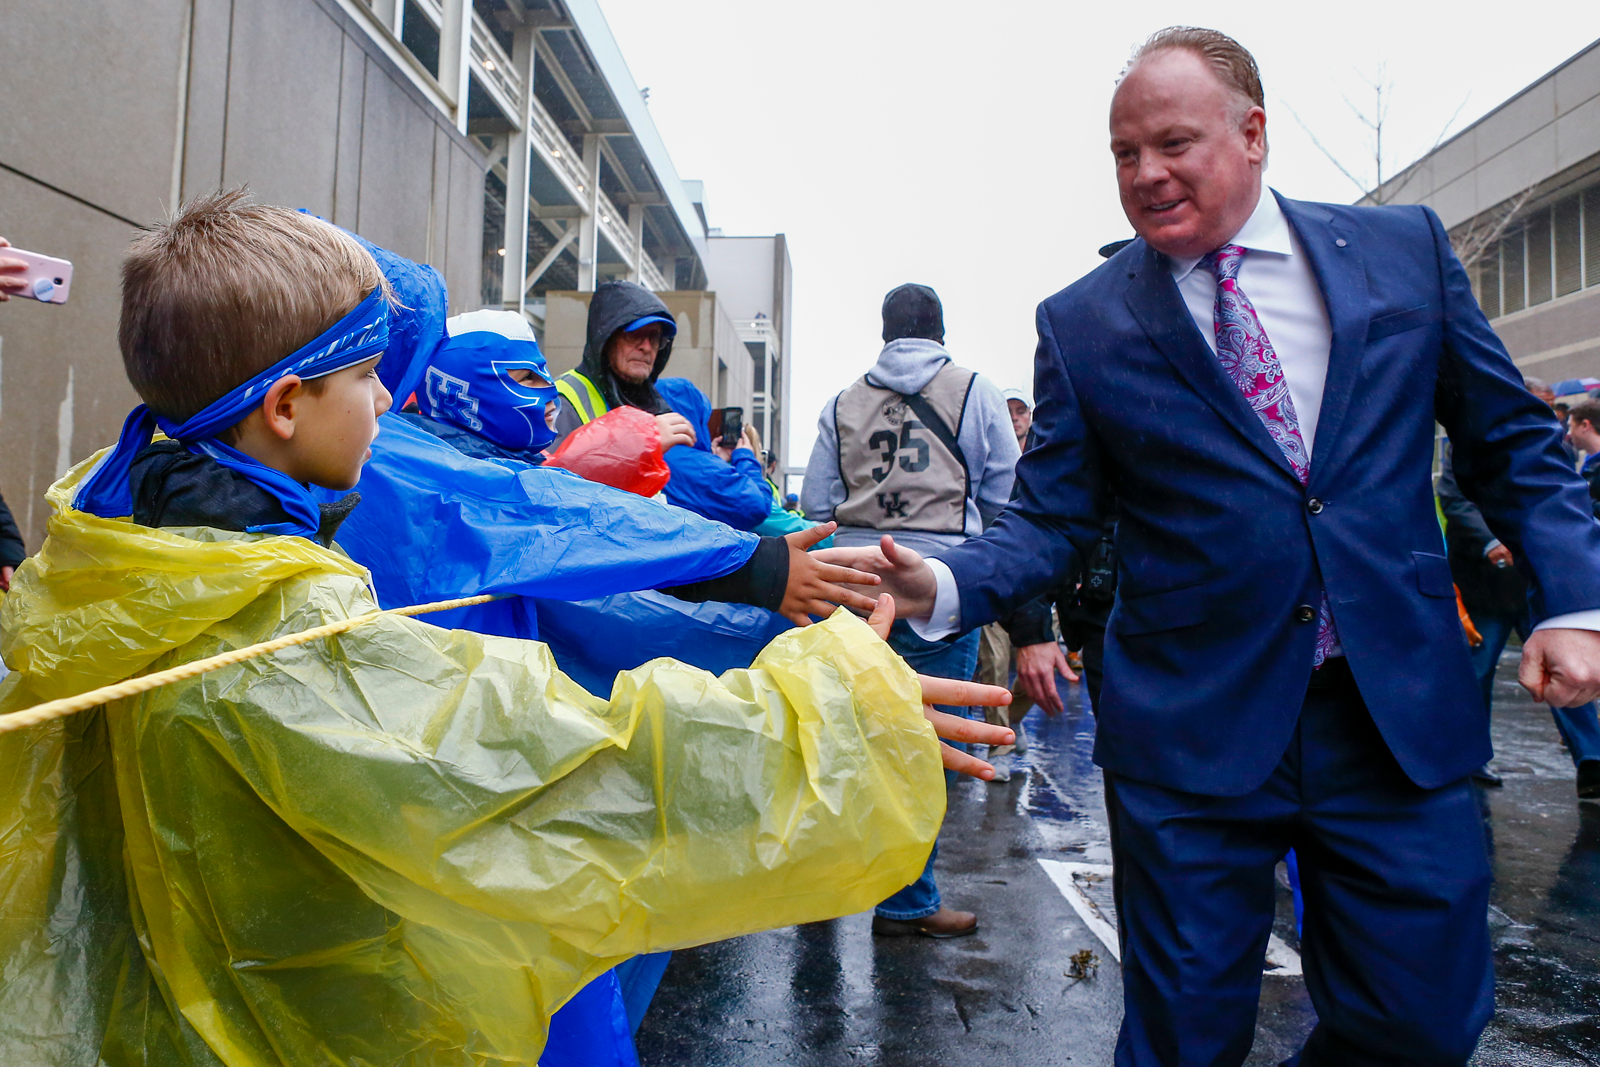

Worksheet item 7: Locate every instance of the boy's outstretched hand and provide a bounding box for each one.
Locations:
[814,535,939,619]
[864,593,1015,780]
[780,523,885,626]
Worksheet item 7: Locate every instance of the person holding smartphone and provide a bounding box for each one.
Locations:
[553,281,773,530]
[0,237,29,587]
[0,238,28,301]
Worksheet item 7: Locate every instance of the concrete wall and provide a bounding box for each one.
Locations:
[703,234,795,464]
[1494,284,1600,384]
[543,289,753,413]
[0,0,486,548]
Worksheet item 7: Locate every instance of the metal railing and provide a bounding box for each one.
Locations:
[469,11,522,119]
[527,95,589,197]
[638,252,669,292]
[594,190,633,270]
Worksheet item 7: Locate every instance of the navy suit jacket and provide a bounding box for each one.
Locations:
[941,193,1600,796]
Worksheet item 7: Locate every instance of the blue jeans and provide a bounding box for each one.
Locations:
[874,622,980,920]
[1470,610,1600,767]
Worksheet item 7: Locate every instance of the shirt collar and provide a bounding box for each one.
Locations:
[1168,185,1293,282]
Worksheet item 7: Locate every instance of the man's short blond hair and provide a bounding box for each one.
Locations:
[120,188,386,422]
[1123,27,1267,152]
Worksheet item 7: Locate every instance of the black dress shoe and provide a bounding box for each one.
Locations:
[1579,760,1600,801]
[1471,764,1504,788]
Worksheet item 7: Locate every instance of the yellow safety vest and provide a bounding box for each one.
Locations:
[555,370,608,425]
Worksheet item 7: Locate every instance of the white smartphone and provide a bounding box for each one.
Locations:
[1,245,74,304]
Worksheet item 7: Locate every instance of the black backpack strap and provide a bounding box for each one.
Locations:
[900,388,968,476]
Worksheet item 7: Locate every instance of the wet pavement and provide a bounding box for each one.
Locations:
[636,646,1600,1065]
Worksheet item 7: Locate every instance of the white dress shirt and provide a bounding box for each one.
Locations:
[914,185,1599,641]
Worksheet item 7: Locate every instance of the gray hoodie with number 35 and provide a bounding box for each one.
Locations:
[802,337,1019,557]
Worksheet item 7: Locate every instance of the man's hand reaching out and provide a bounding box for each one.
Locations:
[813,534,938,619]
[780,522,884,626]
[864,593,1015,780]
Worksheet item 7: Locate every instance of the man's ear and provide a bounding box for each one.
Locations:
[259,376,304,441]
[1242,106,1267,164]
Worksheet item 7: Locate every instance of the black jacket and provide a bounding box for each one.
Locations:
[129,441,358,548]
[1437,443,1526,622]
[1583,456,1600,518]
[0,491,24,569]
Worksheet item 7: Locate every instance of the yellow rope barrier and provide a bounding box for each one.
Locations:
[0,593,499,737]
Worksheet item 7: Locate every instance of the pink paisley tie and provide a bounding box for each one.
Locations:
[1202,245,1340,666]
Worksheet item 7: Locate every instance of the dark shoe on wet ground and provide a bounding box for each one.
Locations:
[872,907,978,939]
[1471,763,1505,788]
[1579,760,1600,801]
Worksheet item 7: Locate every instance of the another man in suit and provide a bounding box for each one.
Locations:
[839,27,1600,1064]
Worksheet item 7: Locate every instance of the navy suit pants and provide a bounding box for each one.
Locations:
[1106,661,1494,1066]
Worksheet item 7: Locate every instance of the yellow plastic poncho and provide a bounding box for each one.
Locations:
[0,460,946,1066]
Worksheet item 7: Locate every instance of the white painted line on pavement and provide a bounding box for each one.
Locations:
[1264,933,1303,976]
[1037,858,1305,977]
[1038,859,1120,962]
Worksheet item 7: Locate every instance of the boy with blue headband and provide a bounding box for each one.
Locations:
[0,189,1013,1067]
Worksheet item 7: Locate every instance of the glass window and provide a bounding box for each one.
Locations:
[1478,245,1501,320]
[1527,209,1553,306]
[1555,195,1582,297]
[1503,228,1526,314]
[1586,187,1600,290]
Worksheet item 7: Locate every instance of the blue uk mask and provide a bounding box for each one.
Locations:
[420,310,560,453]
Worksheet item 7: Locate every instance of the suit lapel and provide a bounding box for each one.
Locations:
[1279,195,1369,488]
[1123,242,1302,482]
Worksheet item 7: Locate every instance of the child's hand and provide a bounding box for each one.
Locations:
[780,523,884,626]
[655,412,695,451]
[812,535,939,619]
[864,594,1015,780]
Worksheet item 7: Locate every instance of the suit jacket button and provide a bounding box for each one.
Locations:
[1307,497,1324,514]
[1295,604,1316,623]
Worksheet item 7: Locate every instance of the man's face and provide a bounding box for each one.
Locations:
[1572,418,1600,454]
[1533,386,1557,409]
[1008,398,1032,444]
[608,323,665,385]
[293,356,392,491]
[1110,48,1267,259]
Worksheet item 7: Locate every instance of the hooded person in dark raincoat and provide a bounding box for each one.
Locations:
[553,282,772,530]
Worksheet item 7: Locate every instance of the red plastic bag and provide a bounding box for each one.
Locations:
[543,406,671,497]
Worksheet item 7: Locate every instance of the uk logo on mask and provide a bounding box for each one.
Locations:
[425,368,483,432]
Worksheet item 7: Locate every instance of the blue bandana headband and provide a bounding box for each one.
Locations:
[74,289,390,538]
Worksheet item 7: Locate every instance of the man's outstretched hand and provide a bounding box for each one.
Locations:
[1519,627,1600,707]
[814,535,938,619]
[780,523,884,627]
[1014,640,1078,715]
[864,594,1014,780]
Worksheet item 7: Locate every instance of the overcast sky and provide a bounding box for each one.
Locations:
[596,1,1600,470]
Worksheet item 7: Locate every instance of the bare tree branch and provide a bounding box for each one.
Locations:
[1281,100,1372,198]
[1450,186,1538,271]
[1381,95,1471,203]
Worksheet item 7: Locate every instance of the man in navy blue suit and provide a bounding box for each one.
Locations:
[835,26,1600,1065]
